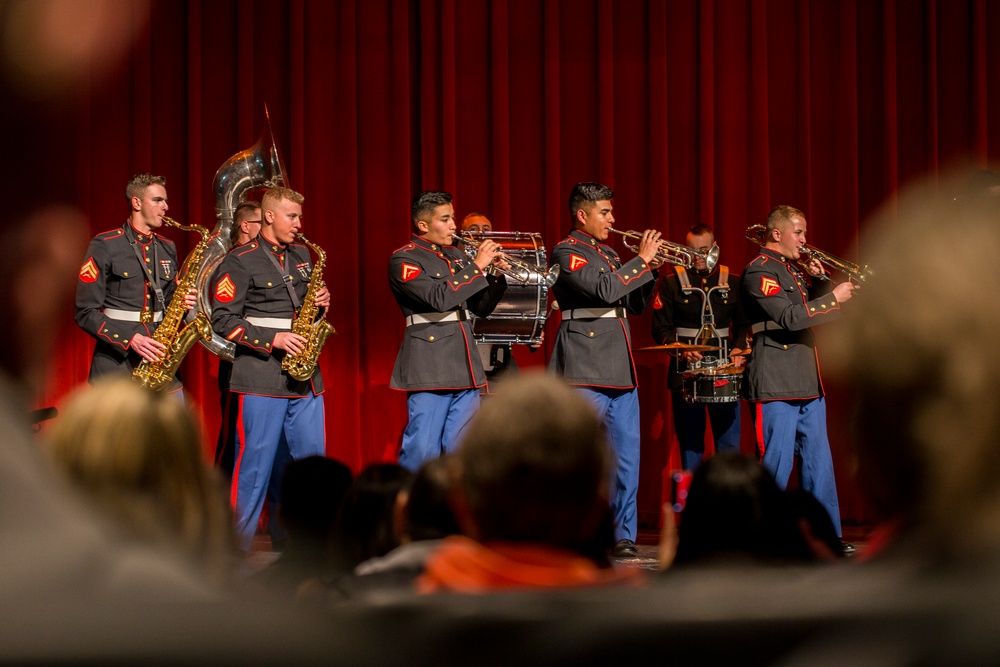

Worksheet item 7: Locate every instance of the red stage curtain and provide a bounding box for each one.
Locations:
[43,0,1000,529]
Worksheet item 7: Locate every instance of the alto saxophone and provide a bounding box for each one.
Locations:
[281,233,335,381]
[132,217,214,390]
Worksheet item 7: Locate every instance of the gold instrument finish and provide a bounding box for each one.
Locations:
[281,233,335,381]
[453,233,560,287]
[607,228,720,271]
[745,224,872,285]
[132,216,214,391]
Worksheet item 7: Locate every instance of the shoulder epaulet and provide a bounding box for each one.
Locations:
[234,242,258,257]
[152,232,176,245]
[392,242,417,254]
[95,228,125,241]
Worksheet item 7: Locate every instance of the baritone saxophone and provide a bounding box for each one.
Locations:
[281,233,335,381]
[132,217,213,390]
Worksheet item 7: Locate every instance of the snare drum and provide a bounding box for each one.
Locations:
[468,231,552,345]
[681,366,743,404]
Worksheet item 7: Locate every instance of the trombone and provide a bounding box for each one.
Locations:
[608,228,720,271]
[453,233,561,287]
[745,224,872,285]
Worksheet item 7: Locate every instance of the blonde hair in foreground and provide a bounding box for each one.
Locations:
[45,378,235,583]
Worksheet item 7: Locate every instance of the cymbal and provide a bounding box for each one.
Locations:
[636,343,720,352]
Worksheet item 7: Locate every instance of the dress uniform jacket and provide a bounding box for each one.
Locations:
[741,248,841,400]
[211,237,324,398]
[548,229,657,388]
[389,236,507,391]
[75,222,180,387]
[651,265,745,391]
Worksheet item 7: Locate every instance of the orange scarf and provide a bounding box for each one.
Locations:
[417,535,646,593]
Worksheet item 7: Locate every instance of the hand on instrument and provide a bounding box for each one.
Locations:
[832,281,856,304]
[315,285,331,308]
[730,349,746,368]
[679,350,703,365]
[804,256,826,278]
[183,288,198,312]
[492,256,512,274]
[273,331,308,356]
[637,230,664,267]
[473,239,503,272]
[130,332,167,363]
[529,331,545,351]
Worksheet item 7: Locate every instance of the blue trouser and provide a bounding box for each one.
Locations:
[399,389,480,471]
[752,398,841,537]
[578,387,640,542]
[671,391,741,471]
[232,393,326,551]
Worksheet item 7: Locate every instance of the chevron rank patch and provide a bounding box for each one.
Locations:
[759,276,780,297]
[652,293,664,309]
[79,257,98,283]
[401,263,421,282]
[215,274,237,303]
[568,255,588,272]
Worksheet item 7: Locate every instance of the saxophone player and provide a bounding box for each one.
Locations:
[210,186,330,551]
[75,173,196,393]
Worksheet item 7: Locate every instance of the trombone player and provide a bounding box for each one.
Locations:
[741,204,856,544]
[548,182,665,559]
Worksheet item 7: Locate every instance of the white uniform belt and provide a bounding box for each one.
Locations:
[406,310,470,326]
[752,322,784,334]
[246,316,292,329]
[563,307,626,320]
[103,308,163,323]
[676,326,730,337]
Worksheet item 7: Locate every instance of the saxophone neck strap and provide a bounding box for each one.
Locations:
[264,246,301,310]
[126,225,166,310]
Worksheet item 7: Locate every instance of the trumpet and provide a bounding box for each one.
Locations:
[453,233,560,287]
[608,228,720,271]
[745,224,872,284]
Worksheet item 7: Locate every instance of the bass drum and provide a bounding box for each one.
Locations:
[469,231,551,345]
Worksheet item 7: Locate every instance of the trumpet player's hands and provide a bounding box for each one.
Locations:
[492,257,512,274]
[315,285,331,309]
[273,332,308,356]
[804,257,826,277]
[183,288,198,312]
[637,230,664,267]
[832,281,856,304]
[130,333,167,362]
[473,239,503,272]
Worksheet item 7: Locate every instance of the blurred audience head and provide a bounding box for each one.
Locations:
[45,378,236,584]
[278,455,353,550]
[672,451,812,566]
[333,463,415,569]
[453,372,611,553]
[827,168,1000,560]
[402,455,461,543]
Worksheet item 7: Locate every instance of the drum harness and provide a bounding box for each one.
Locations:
[674,265,731,371]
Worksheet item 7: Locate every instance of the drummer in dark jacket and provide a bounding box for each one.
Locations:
[547,182,665,559]
[651,224,746,471]
[388,191,507,471]
[741,205,855,538]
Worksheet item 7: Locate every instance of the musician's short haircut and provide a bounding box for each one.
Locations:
[411,191,453,228]
[262,186,304,210]
[765,205,805,233]
[568,182,615,222]
[230,201,262,245]
[688,223,714,238]
[126,173,166,204]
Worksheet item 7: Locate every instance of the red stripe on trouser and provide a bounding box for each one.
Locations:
[230,394,246,509]
[753,401,766,462]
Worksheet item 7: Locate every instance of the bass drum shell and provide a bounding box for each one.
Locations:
[468,231,551,346]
